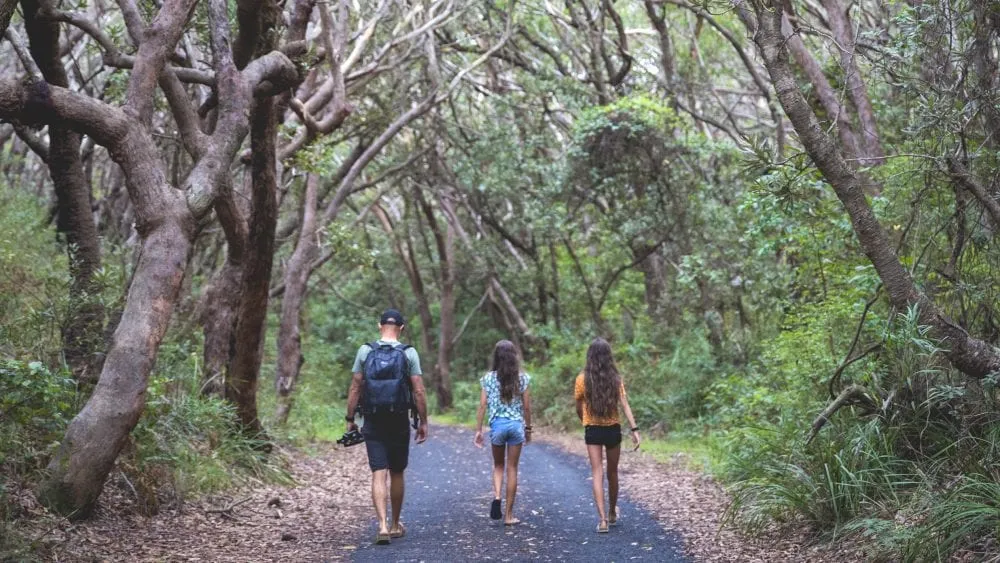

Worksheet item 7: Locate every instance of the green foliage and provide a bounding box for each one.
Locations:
[907,474,1000,562]
[0,360,76,476]
[130,339,292,509]
[719,306,1000,558]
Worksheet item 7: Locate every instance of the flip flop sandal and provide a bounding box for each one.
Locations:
[490,499,502,520]
[375,531,391,545]
[503,518,521,526]
[390,524,406,538]
[597,522,609,533]
[609,510,618,526]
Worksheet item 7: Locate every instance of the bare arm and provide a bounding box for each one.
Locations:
[523,388,532,428]
[474,387,487,448]
[345,371,364,430]
[475,388,488,432]
[411,375,428,424]
[620,388,641,449]
[523,388,533,443]
[411,375,429,443]
[576,399,585,422]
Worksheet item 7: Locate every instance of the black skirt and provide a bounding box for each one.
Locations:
[584,424,622,447]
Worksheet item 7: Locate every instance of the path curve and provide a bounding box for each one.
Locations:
[350,424,688,562]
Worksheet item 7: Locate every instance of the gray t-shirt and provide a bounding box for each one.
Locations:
[352,340,422,376]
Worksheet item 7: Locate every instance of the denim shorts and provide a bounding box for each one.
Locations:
[489,417,525,446]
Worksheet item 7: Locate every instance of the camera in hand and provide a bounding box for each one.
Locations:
[337,429,364,447]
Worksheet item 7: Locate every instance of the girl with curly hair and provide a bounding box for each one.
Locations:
[574,337,640,533]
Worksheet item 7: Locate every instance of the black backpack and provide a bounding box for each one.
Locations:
[361,342,413,415]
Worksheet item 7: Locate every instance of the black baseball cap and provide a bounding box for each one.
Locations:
[380,308,405,326]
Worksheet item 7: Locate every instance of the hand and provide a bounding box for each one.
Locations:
[474,430,484,448]
[630,430,641,451]
[347,420,359,433]
[415,421,428,444]
[525,430,532,444]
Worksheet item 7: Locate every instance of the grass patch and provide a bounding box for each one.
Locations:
[640,434,715,471]
[431,411,476,428]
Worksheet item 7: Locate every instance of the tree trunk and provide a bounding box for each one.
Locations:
[200,179,248,397]
[972,2,1000,148]
[405,228,436,384]
[534,252,549,325]
[821,0,884,164]
[22,0,104,381]
[274,174,319,424]
[225,95,278,435]
[549,240,562,331]
[780,13,861,162]
[415,187,454,409]
[635,244,666,319]
[40,198,194,517]
[748,0,1000,379]
[200,258,242,396]
[437,222,455,410]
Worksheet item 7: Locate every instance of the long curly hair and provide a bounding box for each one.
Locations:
[584,338,620,420]
[491,340,521,404]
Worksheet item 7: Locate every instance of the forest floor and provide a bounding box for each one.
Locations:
[11,424,867,562]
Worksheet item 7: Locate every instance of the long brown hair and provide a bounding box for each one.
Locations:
[492,340,521,404]
[584,337,620,419]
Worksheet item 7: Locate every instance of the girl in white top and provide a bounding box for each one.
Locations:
[474,340,532,525]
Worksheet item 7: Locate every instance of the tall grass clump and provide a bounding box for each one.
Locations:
[128,339,293,514]
[718,304,1000,558]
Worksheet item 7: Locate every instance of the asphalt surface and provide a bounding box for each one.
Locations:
[350,424,688,562]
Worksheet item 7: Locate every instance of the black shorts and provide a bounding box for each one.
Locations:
[363,413,411,472]
[584,424,622,447]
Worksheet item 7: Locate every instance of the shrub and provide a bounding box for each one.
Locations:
[0,360,76,474]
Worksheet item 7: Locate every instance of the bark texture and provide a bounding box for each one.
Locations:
[22,0,104,380]
[200,184,247,397]
[274,174,319,424]
[780,13,861,161]
[821,0,883,164]
[225,95,278,435]
[416,188,454,410]
[636,245,666,319]
[749,0,1000,379]
[1,0,296,515]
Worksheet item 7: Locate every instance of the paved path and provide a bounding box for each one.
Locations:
[350,424,687,562]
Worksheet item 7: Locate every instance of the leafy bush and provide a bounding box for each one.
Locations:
[0,360,76,474]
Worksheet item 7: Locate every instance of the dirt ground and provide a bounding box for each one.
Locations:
[8,428,872,562]
[535,430,869,562]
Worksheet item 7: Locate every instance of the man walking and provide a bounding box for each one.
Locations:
[345,308,429,544]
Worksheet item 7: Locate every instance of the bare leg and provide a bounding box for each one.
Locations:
[606,444,621,523]
[586,444,607,527]
[372,469,390,534]
[504,443,523,524]
[491,445,505,501]
[389,470,405,532]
